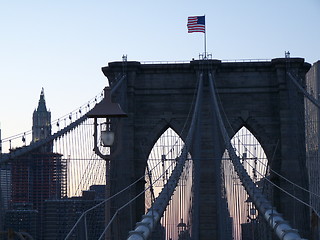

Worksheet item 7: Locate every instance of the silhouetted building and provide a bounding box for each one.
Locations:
[32,88,51,143]
[0,165,11,210]
[11,151,65,205]
[0,164,11,233]
[44,190,104,240]
[89,185,106,199]
[5,89,67,239]
[4,203,38,238]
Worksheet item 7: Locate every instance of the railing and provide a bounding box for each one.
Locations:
[221,58,271,62]
[140,60,190,64]
[139,58,272,65]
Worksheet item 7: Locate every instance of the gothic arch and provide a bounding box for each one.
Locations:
[228,115,276,167]
[141,118,187,164]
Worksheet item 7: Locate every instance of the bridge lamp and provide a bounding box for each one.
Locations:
[87,87,127,160]
[87,87,126,240]
[100,120,114,147]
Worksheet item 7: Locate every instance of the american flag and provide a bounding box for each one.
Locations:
[187,16,205,33]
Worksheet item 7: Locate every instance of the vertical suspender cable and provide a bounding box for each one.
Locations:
[208,72,306,240]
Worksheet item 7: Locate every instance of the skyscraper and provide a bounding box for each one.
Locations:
[305,61,320,239]
[32,88,51,142]
[6,89,67,239]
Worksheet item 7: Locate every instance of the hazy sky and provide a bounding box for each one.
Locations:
[0,0,319,139]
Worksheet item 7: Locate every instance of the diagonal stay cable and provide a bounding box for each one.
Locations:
[64,159,175,240]
[243,157,320,219]
[230,128,320,202]
[65,131,177,239]
[208,72,306,240]
[287,71,320,109]
[97,154,178,240]
[64,165,148,240]
[220,82,320,203]
[127,73,203,240]
[244,149,320,200]
[215,72,308,199]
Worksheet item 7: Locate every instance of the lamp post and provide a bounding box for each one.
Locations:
[87,87,127,240]
[177,219,190,240]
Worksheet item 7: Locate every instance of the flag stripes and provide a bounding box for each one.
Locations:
[187,16,205,33]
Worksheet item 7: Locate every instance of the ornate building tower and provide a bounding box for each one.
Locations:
[6,88,66,239]
[32,88,51,143]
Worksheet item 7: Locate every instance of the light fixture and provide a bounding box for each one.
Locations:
[86,87,127,160]
[86,86,127,240]
[100,120,115,147]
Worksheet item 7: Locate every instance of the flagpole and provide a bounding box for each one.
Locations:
[204,15,206,59]
[187,15,207,59]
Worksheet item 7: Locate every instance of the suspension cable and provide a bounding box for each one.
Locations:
[65,167,151,240]
[65,137,178,239]
[244,149,320,200]
[231,129,320,202]
[163,73,200,158]
[243,157,320,218]
[127,73,203,240]
[216,69,319,205]
[0,115,88,164]
[1,74,126,162]
[98,154,178,240]
[208,72,306,240]
[287,72,320,108]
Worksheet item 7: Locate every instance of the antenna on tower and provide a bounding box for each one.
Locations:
[122,54,127,74]
[285,51,290,58]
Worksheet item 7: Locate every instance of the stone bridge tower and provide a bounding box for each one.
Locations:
[102,58,311,239]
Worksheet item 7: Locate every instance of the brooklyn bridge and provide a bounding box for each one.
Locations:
[0,56,319,240]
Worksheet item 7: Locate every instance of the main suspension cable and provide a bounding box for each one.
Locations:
[208,72,305,240]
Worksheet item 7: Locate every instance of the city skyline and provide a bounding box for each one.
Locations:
[0,0,319,139]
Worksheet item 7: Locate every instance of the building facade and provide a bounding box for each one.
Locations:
[305,60,320,239]
[44,190,104,240]
[32,88,51,144]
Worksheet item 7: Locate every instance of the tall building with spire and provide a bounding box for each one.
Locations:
[32,88,51,143]
[5,88,67,239]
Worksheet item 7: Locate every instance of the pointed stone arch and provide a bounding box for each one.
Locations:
[144,126,193,239]
[142,119,187,164]
[227,114,279,172]
[144,127,185,207]
[222,126,270,239]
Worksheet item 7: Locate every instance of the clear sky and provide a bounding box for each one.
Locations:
[0,0,319,139]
